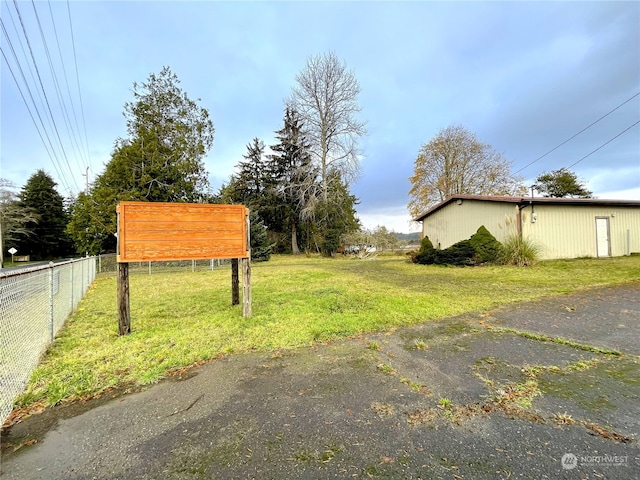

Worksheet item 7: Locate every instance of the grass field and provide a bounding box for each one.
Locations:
[15,253,640,408]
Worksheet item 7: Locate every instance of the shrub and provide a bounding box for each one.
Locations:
[415,236,436,264]
[469,226,502,263]
[434,239,476,265]
[414,227,503,266]
[499,234,541,266]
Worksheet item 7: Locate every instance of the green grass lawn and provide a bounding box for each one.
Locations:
[16,254,640,408]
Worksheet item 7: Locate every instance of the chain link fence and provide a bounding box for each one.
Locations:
[96,253,231,275]
[0,257,96,427]
[1,254,230,426]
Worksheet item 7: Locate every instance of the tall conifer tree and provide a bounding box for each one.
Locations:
[17,170,71,259]
[268,108,318,254]
[67,67,214,254]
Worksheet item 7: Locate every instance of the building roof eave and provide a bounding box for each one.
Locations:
[413,194,640,222]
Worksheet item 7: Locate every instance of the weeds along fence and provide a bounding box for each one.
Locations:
[0,257,96,427]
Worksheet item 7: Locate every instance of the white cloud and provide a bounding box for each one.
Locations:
[585,165,640,196]
[595,186,640,200]
[358,206,421,234]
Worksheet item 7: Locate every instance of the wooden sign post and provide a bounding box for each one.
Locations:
[117,262,131,335]
[116,202,251,336]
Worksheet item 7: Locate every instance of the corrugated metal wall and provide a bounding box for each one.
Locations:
[421,200,519,249]
[421,200,640,260]
[521,204,640,259]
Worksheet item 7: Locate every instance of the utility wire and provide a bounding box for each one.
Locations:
[66,0,92,184]
[4,3,48,130]
[12,0,74,192]
[514,91,640,175]
[566,120,640,169]
[8,0,76,193]
[45,0,89,177]
[30,0,80,192]
[0,45,62,181]
[4,0,92,196]
[0,17,67,186]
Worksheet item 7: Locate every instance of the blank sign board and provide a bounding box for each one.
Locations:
[117,202,249,262]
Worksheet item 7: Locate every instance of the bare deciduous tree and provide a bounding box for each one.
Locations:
[289,52,366,202]
[0,179,39,267]
[408,125,525,217]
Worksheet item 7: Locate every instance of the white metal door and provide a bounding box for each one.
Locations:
[595,217,610,257]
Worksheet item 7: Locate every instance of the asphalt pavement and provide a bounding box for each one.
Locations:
[1,283,639,479]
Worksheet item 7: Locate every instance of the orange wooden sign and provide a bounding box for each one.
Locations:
[117,202,249,262]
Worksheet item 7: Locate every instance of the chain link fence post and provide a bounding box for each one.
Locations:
[49,262,55,343]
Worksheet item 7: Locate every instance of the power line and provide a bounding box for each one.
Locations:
[30,0,80,192]
[1,0,91,195]
[45,0,89,177]
[0,17,69,188]
[0,45,62,182]
[514,91,640,175]
[66,0,92,180]
[566,120,640,169]
[10,0,76,193]
[3,3,48,130]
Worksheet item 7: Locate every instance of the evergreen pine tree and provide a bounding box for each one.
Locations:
[316,169,360,256]
[17,170,71,259]
[249,210,272,262]
[67,67,214,254]
[268,107,319,254]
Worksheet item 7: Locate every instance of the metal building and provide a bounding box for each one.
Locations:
[413,195,640,260]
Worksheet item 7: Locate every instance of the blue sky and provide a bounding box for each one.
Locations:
[1,1,638,233]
